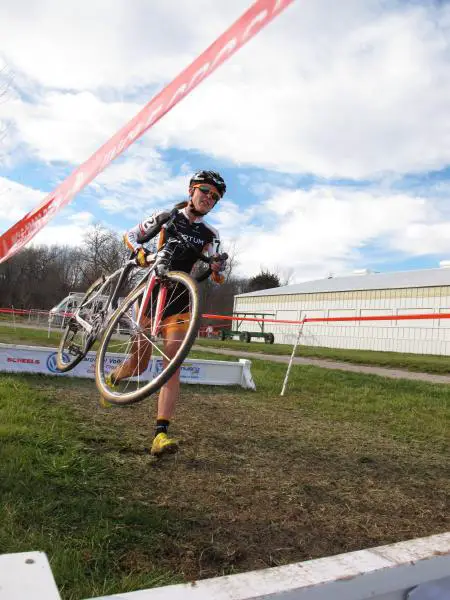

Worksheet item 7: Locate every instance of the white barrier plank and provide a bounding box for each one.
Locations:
[0,344,256,390]
[0,552,61,600]
[86,532,450,600]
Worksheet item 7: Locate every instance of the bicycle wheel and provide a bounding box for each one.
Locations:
[95,270,200,405]
[56,278,109,372]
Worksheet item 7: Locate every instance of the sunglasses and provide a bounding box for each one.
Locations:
[193,184,220,203]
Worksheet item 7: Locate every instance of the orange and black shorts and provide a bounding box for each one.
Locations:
[143,281,191,334]
[160,311,191,334]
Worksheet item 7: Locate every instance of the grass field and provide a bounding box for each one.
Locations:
[0,324,116,351]
[196,337,450,374]
[0,323,62,347]
[1,351,449,599]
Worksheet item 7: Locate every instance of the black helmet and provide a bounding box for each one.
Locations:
[189,170,226,198]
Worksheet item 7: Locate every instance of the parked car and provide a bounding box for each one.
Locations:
[48,293,86,328]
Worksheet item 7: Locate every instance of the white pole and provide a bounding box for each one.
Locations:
[280,317,305,396]
[11,305,16,331]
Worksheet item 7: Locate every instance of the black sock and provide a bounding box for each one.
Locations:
[155,419,170,437]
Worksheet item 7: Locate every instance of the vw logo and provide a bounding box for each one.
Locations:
[46,352,68,374]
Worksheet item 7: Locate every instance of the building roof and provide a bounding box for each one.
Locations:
[236,267,450,298]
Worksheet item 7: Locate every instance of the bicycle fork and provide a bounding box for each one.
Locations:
[136,273,167,339]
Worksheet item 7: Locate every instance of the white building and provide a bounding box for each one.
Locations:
[233,266,450,355]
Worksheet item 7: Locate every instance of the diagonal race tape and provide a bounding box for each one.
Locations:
[0,0,295,264]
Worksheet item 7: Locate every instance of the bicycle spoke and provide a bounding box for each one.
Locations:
[125,313,171,361]
[96,271,199,404]
[165,285,190,312]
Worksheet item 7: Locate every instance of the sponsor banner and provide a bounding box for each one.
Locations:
[0,344,256,389]
[154,359,201,382]
[0,0,294,264]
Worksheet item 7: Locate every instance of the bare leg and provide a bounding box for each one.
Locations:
[149,327,187,455]
[111,316,153,382]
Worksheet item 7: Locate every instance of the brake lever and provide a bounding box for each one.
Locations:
[195,252,229,283]
[215,252,229,262]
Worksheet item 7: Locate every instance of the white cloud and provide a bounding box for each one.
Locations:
[2,91,138,164]
[210,199,256,233]
[211,185,450,281]
[2,0,450,281]
[2,0,450,180]
[0,175,45,221]
[154,0,450,179]
[32,222,88,247]
[93,144,189,214]
[389,222,450,257]
[0,0,232,91]
[4,174,450,283]
[66,211,95,227]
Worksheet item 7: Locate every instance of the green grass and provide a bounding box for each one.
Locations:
[1,355,449,598]
[0,314,20,322]
[0,324,62,347]
[0,324,117,351]
[0,375,182,599]
[190,350,449,449]
[195,337,450,374]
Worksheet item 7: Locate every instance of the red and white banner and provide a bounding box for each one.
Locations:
[0,0,294,264]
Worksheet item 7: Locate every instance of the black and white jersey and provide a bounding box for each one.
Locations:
[124,206,221,276]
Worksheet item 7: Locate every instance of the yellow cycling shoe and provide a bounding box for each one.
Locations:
[98,373,117,408]
[99,395,113,409]
[150,432,179,457]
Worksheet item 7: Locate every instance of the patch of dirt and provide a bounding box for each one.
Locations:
[53,381,449,582]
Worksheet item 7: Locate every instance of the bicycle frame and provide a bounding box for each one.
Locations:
[71,208,226,338]
[131,214,211,338]
[72,261,135,335]
[134,271,168,338]
[72,258,168,339]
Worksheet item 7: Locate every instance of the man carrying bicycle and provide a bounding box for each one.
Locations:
[104,170,227,457]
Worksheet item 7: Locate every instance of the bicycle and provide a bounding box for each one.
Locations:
[55,257,138,373]
[56,207,227,405]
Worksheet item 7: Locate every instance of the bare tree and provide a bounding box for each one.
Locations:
[79,225,127,285]
[0,224,251,321]
[222,239,239,284]
[0,245,81,309]
[275,264,295,287]
[0,225,127,310]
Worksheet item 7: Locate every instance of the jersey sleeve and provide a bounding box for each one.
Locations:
[123,210,171,252]
[202,229,224,285]
[202,226,221,258]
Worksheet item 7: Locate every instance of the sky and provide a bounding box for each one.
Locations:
[1,0,450,283]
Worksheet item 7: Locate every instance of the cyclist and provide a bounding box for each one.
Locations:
[103,170,227,457]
